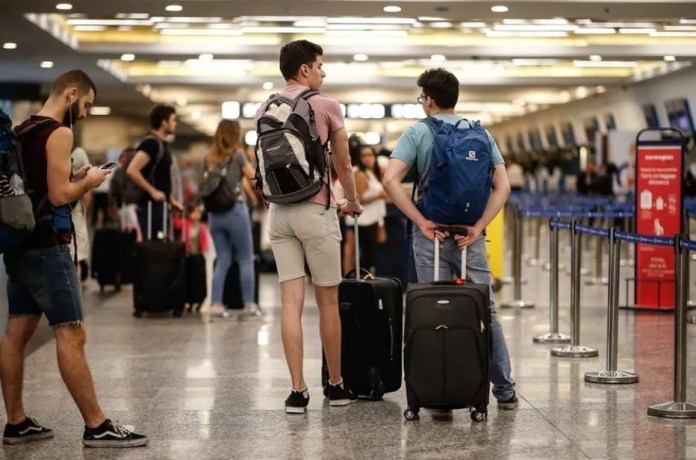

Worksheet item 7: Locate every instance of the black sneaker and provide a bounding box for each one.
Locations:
[497,392,519,410]
[326,381,357,407]
[285,389,310,414]
[82,419,148,448]
[3,416,54,445]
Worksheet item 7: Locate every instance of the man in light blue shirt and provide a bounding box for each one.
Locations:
[383,68,517,410]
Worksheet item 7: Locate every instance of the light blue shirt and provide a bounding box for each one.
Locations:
[391,113,504,188]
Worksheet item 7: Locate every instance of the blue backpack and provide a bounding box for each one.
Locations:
[416,117,494,225]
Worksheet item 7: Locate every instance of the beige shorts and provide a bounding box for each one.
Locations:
[268,202,342,286]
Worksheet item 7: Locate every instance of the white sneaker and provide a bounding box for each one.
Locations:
[208,304,229,320]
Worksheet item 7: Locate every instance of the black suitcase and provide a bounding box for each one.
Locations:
[91,227,136,292]
[321,218,403,400]
[403,239,491,422]
[185,253,207,310]
[222,257,260,309]
[133,203,186,317]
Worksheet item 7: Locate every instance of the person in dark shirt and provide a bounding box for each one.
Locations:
[1,70,148,447]
[126,104,183,239]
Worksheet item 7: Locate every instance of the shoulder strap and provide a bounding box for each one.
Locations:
[299,90,320,101]
[420,117,442,134]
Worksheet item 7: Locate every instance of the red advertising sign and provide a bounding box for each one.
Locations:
[634,143,683,310]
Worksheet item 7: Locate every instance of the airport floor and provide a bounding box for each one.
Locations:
[4,228,696,460]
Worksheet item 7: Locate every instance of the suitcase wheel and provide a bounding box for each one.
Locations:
[368,368,385,401]
[471,410,487,422]
[404,406,419,421]
[133,310,143,318]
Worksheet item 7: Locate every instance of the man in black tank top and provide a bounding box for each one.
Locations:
[1,70,148,448]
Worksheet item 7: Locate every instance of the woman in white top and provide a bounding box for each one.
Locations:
[354,145,387,272]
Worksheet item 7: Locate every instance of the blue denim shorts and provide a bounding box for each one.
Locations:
[4,244,83,327]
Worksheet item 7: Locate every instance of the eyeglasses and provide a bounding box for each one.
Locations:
[416,94,427,104]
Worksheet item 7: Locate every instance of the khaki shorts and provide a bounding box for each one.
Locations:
[268,202,342,286]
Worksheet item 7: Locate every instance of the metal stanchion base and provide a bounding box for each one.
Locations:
[584,369,639,384]
[501,300,535,309]
[585,277,609,286]
[648,402,696,418]
[533,332,571,344]
[528,258,546,267]
[551,345,599,358]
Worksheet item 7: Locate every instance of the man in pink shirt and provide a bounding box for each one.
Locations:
[255,40,363,413]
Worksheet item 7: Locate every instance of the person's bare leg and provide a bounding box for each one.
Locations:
[0,316,41,424]
[280,277,306,390]
[54,324,106,428]
[314,285,342,384]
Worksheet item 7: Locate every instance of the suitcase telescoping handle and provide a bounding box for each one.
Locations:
[433,226,468,282]
[146,201,172,241]
[354,217,360,281]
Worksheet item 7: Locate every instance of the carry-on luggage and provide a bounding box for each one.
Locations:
[91,227,136,293]
[222,256,260,309]
[185,253,207,311]
[133,203,186,318]
[403,231,490,422]
[322,218,403,400]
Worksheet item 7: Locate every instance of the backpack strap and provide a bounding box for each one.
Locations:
[142,134,165,184]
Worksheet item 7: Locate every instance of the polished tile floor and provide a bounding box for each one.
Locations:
[3,226,696,459]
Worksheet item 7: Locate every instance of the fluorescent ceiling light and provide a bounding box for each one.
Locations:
[327,24,403,30]
[493,24,577,31]
[651,31,696,37]
[151,16,224,23]
[486,31,568,37]
[618,28,655,34]
[664,55,677,62]
[574,28,616,34]
[589,55,602,62]
[363,132,381,145]
[67,19,154,26]
[491,5,509,13]
[575,87,588,98]
[383,6,401,13]
[293,20,326,27]
[120,53,135,61]
[2,42,17,49]
[431,54,446,63]
[56,3,72,10]
[116,13,150,19]
[198,53,214,60]
[596,86,606,93]
[679,18,696,24]
[165,4,183,12]
[262,81,274,90]
[40,61,53,68]
[460,22,487,28]
[353,53,368,61]
[191,110,201,120]
[240,26,325,33]
[160,28,243,35]
[664,25,696,31]
[74,25,107,31]
[431,22,452,28]
[326,30,407,36]
[89,107,111,116]
[327,17,415,25]
[244,131,258,146]
[177,98,188,107]
[418,17,448,21]
[511,59,559,66]
[573,60,637,68]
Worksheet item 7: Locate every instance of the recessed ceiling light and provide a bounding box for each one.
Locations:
[491,5,509,13]
[165,4,183,12]
[198,53,213,60]
[589,54,602,62]
[664,55,676,61]
[2,42,17,50]
[262,81,274,90]
[353,53,368,61]
[384,5,402,13]
[40,61,54,68]
[431,54,446,63]
[120,53,135,61]
[56,3,73,10]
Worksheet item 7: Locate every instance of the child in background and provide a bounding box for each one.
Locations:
[177,203,210,312]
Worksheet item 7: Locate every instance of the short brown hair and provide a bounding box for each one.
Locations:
[149,104,176,130]
[417,68,459,109]
[50,69,97,98]
[279,40,323,81]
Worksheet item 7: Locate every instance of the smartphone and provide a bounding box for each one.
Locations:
[99,162,118,170]
[437,226,468,237]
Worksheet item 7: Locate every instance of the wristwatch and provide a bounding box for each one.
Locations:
[346,196,359,204]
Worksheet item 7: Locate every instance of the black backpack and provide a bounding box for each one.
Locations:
[199,156,240,213]
[121,136,164,204]
[255,90,329,206]
[0,109,53,253]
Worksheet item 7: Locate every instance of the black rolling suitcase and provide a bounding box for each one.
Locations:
[222,257,260,310]
[322,218,403,400]
[403,234,490,422]
[185,253,207,311]
[133,203,186,317]
[91,227,136,293]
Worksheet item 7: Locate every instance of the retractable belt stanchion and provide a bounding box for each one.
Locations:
[528,218,544,267]
[534,219,571,344]
[585,227,639,383]
[586,218,609,286]
[502,203,534,309]
[551,221,598,358]
[648,234,696,418]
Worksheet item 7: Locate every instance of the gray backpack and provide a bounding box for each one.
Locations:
[255,90,329,206]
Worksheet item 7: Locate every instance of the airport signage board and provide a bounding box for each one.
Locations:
[634,141,683,310]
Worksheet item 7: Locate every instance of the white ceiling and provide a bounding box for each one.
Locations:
[3,1,696,134]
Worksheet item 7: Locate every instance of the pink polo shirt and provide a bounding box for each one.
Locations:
[255,84,344,208]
